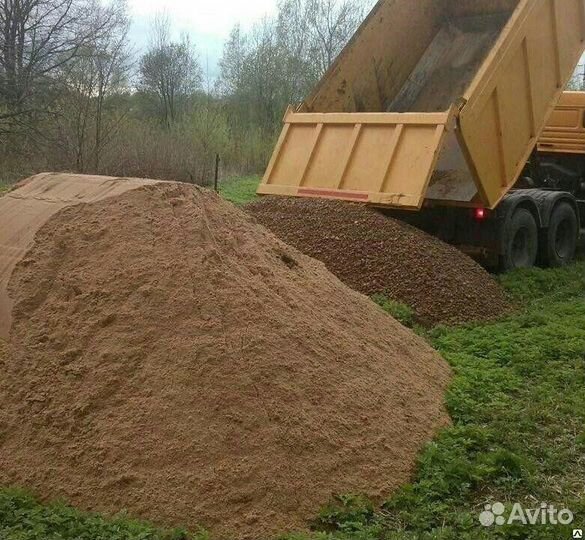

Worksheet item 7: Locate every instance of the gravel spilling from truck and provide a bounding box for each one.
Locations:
[247,197,511,326]
[0,179,451,539]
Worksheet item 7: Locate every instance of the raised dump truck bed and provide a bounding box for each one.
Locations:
[259,0,585,211]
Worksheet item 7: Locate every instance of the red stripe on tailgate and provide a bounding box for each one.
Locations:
[297,188,369,202]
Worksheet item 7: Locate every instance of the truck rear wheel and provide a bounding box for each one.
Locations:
[502,208,538,271]
[545,202,578,267]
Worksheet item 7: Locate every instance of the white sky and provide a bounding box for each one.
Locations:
[128,0,278,77]
[128,0,277,37]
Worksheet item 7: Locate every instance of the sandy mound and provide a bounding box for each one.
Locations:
[0,173,160,339]
[0,182,451,539]
[247,197,510,326]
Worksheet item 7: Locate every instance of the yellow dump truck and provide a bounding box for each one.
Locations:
[258,0,585,270]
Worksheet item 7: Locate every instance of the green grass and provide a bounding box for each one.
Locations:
[0,489,202,540]
[372,295,417,330]
[219,175,261,205]
[0,182,11,194]
[1,263,584,539]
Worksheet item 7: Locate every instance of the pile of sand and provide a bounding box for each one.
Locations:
[247,197,511,326]
[0,181,451,539]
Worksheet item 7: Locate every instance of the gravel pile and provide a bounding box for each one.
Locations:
[247,197,510,326]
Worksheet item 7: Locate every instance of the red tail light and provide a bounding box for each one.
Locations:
[474,208,488,221]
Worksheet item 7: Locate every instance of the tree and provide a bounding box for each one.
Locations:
[139,14,203,127]
[217,24,247,98]
[306,0,367,77]
[91,0,131,171]
[212,0,369,176]
[240,18,283,131]
[0,0,115,125]
[217,0,367,138]
[0,0,375,185]
[275,0,318,103]
[54,0,130,173]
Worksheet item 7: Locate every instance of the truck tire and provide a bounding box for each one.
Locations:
[502,208,538,271]
[545,202,578,267]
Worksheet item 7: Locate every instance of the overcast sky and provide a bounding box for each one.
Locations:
[127,0,278,79]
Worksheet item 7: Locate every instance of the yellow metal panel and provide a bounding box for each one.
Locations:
[549,90,585,108]
[538,91,585,154]
[303,124,356,189]
[305,0,443,113]
[460,91,504,206]
[524,3,559,125]
[377,125,445,205]
[452,0,521,17]
[556,0,585,76]
[341,124,402,193]
[497,46,535,181]
[547,108,582,128]
[290,112,453,125]
[459,0,585,208]
[259,112,450,210]
[264,124,316,187]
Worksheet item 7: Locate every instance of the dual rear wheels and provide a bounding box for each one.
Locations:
[502,203,579,271]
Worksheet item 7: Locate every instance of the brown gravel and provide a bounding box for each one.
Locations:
[0,182,451,540]
[247,197,510,326]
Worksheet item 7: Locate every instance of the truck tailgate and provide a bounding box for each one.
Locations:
[258,110,451,210]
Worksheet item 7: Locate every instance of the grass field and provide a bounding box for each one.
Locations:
[1,178,584,539]
[219,175,261,205]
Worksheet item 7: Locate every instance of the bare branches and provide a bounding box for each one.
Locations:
[52,0,130,172]
[0,0,377,182]
[217,24,246,98]
[139,14,203,127]
[305,0,367,76]
[0,0,120,121]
